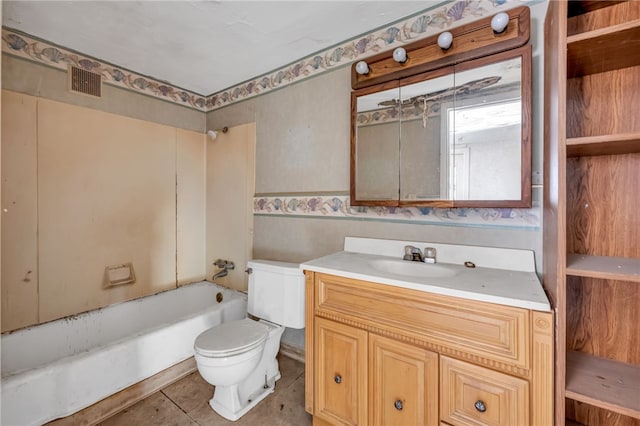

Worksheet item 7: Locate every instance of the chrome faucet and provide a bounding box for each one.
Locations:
[212,259,235,280]
[403,246,437,263]
[423,247,437,264]
[403,245,425,262]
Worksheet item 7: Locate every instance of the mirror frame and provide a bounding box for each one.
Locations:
[350,44,532,208]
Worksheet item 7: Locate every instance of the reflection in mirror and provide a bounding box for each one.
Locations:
[351,46,530,207]
[450,56,522,200]
[354,84,400,201]
[399,72,455,201]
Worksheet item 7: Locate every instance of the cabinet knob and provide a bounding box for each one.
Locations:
[474,400,487,413]
[334,374,342,384]
[394,400,403,411]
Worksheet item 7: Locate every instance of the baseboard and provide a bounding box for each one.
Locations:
[280,342,305,363]
[46,357,197,426]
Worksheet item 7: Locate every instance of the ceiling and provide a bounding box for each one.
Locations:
[3,1,444,96]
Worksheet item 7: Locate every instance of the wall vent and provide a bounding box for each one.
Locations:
[68,65,102,97]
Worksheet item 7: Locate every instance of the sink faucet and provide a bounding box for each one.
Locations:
[403,246,437,263]
[403,245,424,262]
[423,247,437,264]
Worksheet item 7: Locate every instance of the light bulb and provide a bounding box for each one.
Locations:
[393,47,407,63]
[437,32,453,50]
[355,61,370,75]
[491,12,509,34]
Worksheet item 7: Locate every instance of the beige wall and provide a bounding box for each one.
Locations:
[1,91,208,331]
[1,91,38,331]
[177,129,207,285]
[205,123,256,292]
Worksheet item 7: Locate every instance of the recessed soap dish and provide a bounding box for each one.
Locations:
[104,262,136,288]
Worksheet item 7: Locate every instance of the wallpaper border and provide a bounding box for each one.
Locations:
[253,193,540,230]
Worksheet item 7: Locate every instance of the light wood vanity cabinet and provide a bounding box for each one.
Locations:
[304,272,553,426]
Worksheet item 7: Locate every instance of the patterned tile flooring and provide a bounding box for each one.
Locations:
[99,356,311,426]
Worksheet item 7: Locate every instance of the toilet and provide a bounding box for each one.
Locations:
[193,260,305,421]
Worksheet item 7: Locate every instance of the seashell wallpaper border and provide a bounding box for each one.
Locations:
[1,0,540,112]
[254,192,540,230]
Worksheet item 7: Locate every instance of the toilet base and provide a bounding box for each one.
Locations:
[209,372,281,421]
[205,321,285,421]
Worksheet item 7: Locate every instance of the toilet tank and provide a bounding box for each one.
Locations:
[247,260,305,329]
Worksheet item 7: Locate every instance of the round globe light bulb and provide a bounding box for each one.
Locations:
[491,12,509,34]
[437,32,453,50]
[355,60,370,75]
[393,47,407,63]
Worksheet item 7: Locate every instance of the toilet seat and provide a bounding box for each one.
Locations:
[194,319,268,358]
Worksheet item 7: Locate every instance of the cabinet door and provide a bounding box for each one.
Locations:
[314,317,368,425]
[369,333,439,426]
[441,356,529,426]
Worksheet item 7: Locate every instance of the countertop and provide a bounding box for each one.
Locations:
[301,250,551,312]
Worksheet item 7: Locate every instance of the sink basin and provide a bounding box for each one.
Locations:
[368,259,458,278]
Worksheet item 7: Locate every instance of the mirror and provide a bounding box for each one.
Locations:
[354,83,400,202]
[351,46,531,207]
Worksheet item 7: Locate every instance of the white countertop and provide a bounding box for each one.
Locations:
[300,238,551,312]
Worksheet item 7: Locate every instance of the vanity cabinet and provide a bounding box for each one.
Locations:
[304,271,553,426]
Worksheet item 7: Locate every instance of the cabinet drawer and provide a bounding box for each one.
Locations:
[315,273,529,369]
[440,356,529,426]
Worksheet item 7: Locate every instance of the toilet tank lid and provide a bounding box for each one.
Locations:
[247,259,302,275]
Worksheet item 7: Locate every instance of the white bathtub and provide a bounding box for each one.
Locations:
[1,281,247,426]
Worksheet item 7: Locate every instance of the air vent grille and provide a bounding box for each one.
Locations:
[68,65,102,97]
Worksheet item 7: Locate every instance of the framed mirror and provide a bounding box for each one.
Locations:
[351,45,531,208]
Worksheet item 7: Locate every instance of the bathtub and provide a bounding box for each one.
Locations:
[1,281,247,426]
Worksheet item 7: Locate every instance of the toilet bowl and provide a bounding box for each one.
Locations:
[194,260,305,421]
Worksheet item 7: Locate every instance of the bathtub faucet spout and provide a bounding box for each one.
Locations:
[212,259,235,280]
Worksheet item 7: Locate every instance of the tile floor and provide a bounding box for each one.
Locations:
[98,355,311,426]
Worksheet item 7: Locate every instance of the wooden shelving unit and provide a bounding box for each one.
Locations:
[544,1,640,425]
[566,351,640,419]
[566,254,640,282]
[566,19,640,77]
[566,133,640,157]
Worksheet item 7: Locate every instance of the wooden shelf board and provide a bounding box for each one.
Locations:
[566,351,640,419]
[566,133,640,157]
[567,20,640,77]
[566,254,640,282]
[567,1,628,18]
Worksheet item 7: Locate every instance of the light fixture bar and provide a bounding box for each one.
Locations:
[350,6,529,90]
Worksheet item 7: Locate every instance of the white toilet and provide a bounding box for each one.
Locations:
[193,260,305,421]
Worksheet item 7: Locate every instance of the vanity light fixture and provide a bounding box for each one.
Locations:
[207,126,228,140]
[437,31,453,50]
[392,47,408,64]
[355,60,370,75]
[491,12,510,34]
